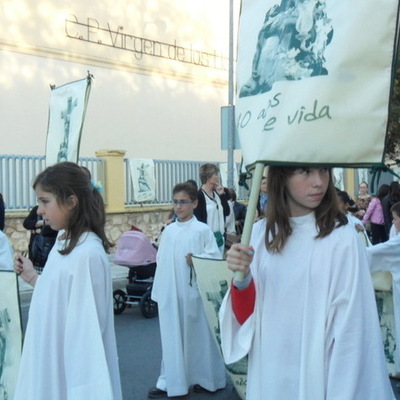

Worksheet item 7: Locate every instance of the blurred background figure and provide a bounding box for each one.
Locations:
[362,184,390,244]
[354,181,371,220]
[382,181,400,235]
[194,163,230,254]
[256,176,268,218]
[23,205,58,274]
[0,193,5,231]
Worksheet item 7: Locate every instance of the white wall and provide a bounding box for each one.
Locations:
[0,0,241,162]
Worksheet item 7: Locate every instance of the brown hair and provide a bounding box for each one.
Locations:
[199,163,219,184]
[173,182,198,201]
[390,201,400,217]
[265,166,347,253]
[33,162,113,255]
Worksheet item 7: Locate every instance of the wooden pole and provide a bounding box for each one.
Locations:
[234,162,265,281]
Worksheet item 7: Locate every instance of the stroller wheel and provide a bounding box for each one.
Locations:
[113,289,127,315]
[139,291,158,318]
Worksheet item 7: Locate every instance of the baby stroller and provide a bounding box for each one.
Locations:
[112,228,158,318]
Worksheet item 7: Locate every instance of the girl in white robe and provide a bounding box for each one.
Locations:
[219,166,394,400]
[13,162,122,400]
[366,201,400,373]
[149,182,226,398]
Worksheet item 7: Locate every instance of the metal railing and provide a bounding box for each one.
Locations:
[0,155,104,210]
[0,155,249,210]
[124,159,250,205]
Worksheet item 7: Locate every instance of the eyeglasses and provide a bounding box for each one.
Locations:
[172,200,193,206]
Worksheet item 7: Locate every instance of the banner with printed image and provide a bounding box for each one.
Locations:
[236,0,399,169]
[45,75,92,166]
[128,158,156,202]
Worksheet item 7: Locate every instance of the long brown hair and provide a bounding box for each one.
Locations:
[265,166,347,253]
[33,162,113,255]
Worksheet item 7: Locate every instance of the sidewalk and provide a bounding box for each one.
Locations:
[18,255,129,307]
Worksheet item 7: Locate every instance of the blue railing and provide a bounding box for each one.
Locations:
[0,155,104,210]
[124,159,249,205]
[0,155,249,210]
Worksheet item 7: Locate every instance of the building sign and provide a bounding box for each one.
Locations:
[65,15,229,71]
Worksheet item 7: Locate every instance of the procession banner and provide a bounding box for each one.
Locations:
[128,158,156,202]
[192,256,247,400]
[0,271,22,400]
[236,0,400,169]
[45,75,92,166]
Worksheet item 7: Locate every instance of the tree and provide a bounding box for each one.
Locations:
[386,54,400,162]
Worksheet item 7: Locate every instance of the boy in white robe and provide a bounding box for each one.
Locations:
[149,182,226,398]
[366,201,400,373]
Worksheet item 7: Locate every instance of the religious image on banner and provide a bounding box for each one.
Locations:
[0,271,22,400]
[239,0,333,98]
[45,75,92,166]
[128,159,156,203]
[192,256,247,400]
[236,0,399,168]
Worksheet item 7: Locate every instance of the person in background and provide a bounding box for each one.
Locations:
[354,181,371,220]
[149,182,226,398]
[194,164,230,254]
[219,166,394,400]
[13,162,122,400]
[362,184,390,244]
[226,187,247,236]
[23,205,58,274]
[337,190,364,233]
[256,176,268,218]
[0,193,5,231]
[382,181,400,235]
[366,201,400,374]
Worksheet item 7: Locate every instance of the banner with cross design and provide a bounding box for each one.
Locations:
[45,75,92,166]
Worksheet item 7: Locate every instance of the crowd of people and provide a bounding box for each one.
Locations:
[2,162,400,399]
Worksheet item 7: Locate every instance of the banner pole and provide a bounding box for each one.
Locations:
[234,162,265,281]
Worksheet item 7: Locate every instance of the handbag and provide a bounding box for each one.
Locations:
[31,234,55,267]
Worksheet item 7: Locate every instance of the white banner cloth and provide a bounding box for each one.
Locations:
[45,77,92,166]
[128,158,156,202]
[236,0,399,169]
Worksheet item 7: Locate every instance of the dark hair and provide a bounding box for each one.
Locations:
[199,163,219,184]
[33,162,112,255]
[173,182,198,201]
[377,184,390,201]
[390,201,400,217]
[389,181,400,203]
[337,190,353,205]
[185,179,198,189]
[228,188,237,202]
[265,166,347,253]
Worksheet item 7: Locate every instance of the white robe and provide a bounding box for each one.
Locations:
[220,213,394,400]
[366,233,400,372]
[151,216,226,397]
[14,232,122,400]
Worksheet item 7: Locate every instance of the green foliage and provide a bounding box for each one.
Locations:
[386,57,400,162]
